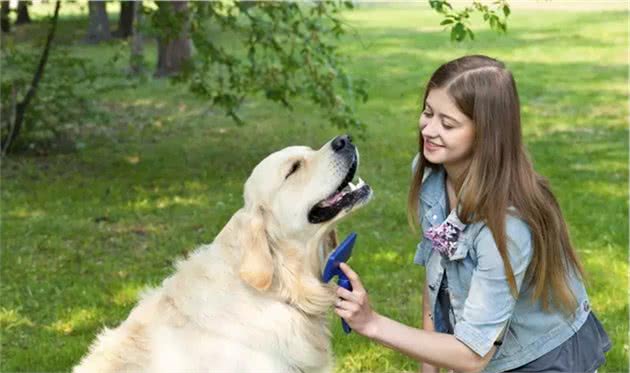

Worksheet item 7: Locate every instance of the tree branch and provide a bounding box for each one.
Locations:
[2,0,61,154]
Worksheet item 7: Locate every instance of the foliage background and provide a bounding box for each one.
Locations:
[1,2,628,372]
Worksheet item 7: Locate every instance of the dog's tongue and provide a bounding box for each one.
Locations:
[318,178,367,208]
[320,190,346,207]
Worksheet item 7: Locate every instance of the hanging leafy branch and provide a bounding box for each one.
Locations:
[164,1,368,131]
[430,0,511,42]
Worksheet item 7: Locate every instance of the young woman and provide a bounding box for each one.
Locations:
[335,55,611,373]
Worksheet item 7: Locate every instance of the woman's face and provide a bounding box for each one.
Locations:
[419,87,475,170]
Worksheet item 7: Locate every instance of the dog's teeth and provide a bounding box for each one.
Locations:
[348,181,356,191]
[357,177,365,187]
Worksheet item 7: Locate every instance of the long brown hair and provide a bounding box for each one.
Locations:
[407,55,585,316]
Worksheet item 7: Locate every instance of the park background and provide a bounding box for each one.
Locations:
[1,1,628,372]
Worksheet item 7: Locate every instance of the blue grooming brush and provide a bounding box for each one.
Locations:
[322,232,357,334]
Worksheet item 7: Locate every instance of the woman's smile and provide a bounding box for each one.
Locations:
[424,139,444,152]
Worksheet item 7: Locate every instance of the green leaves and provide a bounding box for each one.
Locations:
[0,45,102,154]
[450,22,466,42]
[162,1,368,132]
[430,0,511,42]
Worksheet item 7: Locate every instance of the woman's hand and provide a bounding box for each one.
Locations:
[334,262,379,337]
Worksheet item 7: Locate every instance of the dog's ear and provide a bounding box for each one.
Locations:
[239,208,273,292]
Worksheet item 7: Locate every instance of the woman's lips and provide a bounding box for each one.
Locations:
[424,140,444,152]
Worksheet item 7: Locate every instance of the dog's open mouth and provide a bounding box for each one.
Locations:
[308,156,372,224]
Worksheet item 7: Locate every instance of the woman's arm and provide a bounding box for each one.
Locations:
[421,281,439,373]
[335,263,496,373]
[367,312,496,373]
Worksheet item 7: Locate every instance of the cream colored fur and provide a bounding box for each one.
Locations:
[74,139,368,373]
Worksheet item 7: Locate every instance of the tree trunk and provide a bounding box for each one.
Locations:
[16,1,31,25]
[155,1,191,78]
[114,1,134,38]
[129,1,144,74]
[1,2,10,33]
[2,1,61,155]
[85,1,110,44]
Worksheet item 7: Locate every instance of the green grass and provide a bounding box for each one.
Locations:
[1,4,628,372]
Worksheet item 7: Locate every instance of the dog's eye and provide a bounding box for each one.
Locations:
[285,161,301,179]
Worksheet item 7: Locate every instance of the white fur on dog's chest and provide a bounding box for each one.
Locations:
[144,300,331,372]
[146,324,302,372]
[155,254,332,372]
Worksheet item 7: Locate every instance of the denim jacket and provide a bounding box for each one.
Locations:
[412,159,591,373]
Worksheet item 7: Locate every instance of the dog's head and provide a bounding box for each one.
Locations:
[244,134,372,237]
[237,135,372,298]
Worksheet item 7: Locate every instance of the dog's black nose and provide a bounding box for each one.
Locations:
[332,134,352,152]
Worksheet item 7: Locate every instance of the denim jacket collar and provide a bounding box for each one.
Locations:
[420,165,445,210]
[421,165,447,233]
[420,165,471,261]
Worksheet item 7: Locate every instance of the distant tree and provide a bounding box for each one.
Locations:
[154,1,191,77]
[113,1,134,38]
[1,2,10,33]
[85,1,110,43]
[129,1,145,74]
[16,1,31,25]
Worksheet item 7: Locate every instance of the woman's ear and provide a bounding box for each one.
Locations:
[239,208,273,291]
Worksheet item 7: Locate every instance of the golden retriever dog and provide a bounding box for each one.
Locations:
[74,135,372,373]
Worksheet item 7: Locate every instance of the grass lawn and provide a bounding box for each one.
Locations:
[1,3,628,372]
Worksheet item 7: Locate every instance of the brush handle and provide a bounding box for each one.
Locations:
[338,275,353,334]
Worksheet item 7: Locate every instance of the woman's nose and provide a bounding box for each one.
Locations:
[421,117,439,137]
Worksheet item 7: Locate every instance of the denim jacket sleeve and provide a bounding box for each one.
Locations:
[453,216,533,357]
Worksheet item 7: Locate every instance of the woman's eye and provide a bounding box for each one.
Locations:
[442,124,454,130]
[422,111,433,118]
[285,161,301,179]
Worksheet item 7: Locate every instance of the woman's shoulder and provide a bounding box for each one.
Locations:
[471,208,531,238]
[505,209,532,242]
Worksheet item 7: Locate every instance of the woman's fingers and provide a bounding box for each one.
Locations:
[339,263,367,293]
[332,263,377,337]
[335,299,359,312]
[336,285,356,301]
[336,263,369,308]
[335,307,352,320]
